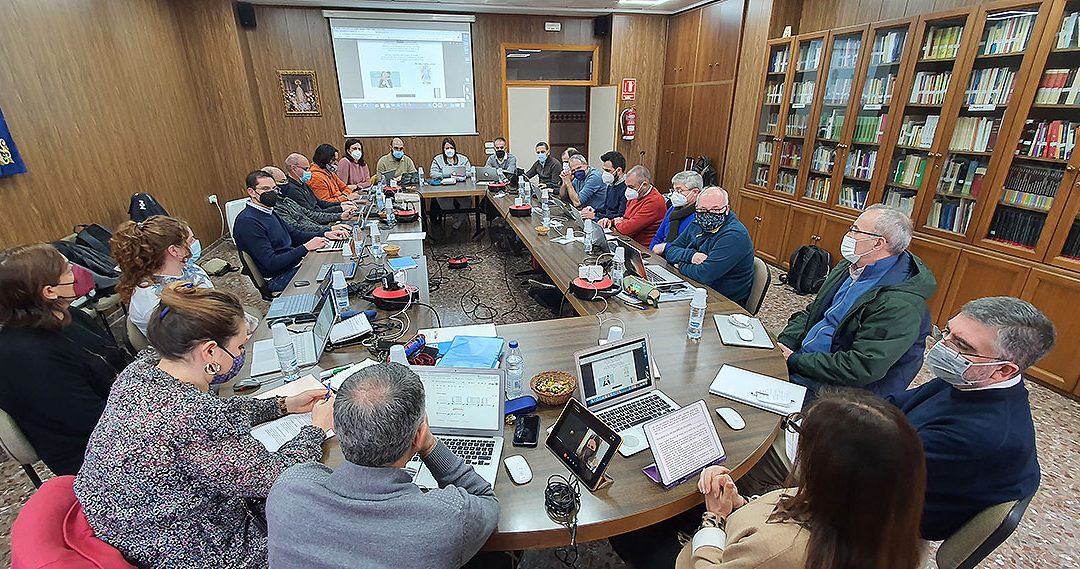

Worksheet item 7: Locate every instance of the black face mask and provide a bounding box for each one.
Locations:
[258,190,281,207]
[495,150,506,159]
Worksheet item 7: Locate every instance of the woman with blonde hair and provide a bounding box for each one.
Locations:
[112,215,212,336]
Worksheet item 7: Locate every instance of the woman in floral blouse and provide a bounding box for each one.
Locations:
[74,283,335,569]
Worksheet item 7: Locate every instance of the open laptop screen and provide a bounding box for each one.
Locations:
[312,295,336,351]
[415,368,503,433]
[577,337,653,408]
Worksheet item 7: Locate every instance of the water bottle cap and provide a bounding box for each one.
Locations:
[332,270,346,287]
[692,287,708,307]
[614,246,625,262]
[508,340,519,349]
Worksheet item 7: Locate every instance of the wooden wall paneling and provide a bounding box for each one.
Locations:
[769,0,805,38]
[656,85,694,187]
[1020,268,1080,393]
[854,0,886,24]
[939,249,1031,324]
[907,235,962,325]
[737,190,766,243]
[609,14,669,172]
[818,210,854,261]
[0,0,226,245]
[686,83,735,177]
[783,203,823,258]
[696,0,746,82]
[758,198,792,265]
[723,0,772,200]
[664,10,702,85]
[798,0,996,34]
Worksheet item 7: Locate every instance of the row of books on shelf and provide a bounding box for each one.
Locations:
[963,66,1016,106]
[797,41,823,72]
[1034,68,1080,105]
[839,185,869,210]
[791,81,816,106]
[770,48,790,73]
[764,82,784,104]
[979,12,1036,56]
[824,77,853,105]
[986,207,1045,249]
[831,37,862,69]
[755,141,774,163]
[1057,10,1080,50]
[938,157,988,198]
[861,74,896,106]
[853,113,888,144]
[909,71,952,105]
[1015,119,1077,161]
[870,30,906,65]
[1061,219,1080,259]
[805,176,831,202]
[811,145,836,173]
[1002,188,1054,211]
[949,116,1001,153]
[762,113,780,135]
[845,148,878,180]
[818,109,845,140]
[786,112,810,137]
[883,188,917,215]
[1002,164,1064,205]
[753,166,769,186]
[922,24,964,60]
[927,197,976,234]
[892,154,928,188]
[777,171,797,194]
[897,115,939,149]
[779,142,802,168]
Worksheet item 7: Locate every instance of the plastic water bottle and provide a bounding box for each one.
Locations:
[384,196,396,228]
[519,179,529,204]
[583,219,595,255]
[504,340,525,399]
[332,270,350,312]
[687,288,707,341]
[375,185,385,212]
[541,188,551,228]
[272,322,300,382]
[417,167,425,187]
[370,225,383,260]
[612,246,626,289]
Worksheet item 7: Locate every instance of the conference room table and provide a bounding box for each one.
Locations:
[227,184,789,551]
[415,181,489,237]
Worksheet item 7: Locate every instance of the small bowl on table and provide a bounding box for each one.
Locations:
[531,370,577,406]
[535,225,550,237]
[383,244,401,258]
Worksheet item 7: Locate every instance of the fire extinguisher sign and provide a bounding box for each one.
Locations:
[621,78,637,101]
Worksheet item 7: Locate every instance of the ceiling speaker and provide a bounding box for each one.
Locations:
[593,14,612,37]
[237,2,257,29]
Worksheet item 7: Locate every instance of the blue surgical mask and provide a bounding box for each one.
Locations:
[300,170,312,184]
[697,211,728,232]
[574,170,587,181]
[537,152,547,163]
[187,239,202,266]
[211,347,246,385]
[392,150,404,160]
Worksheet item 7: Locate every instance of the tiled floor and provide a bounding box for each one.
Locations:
[2,220,1077,568]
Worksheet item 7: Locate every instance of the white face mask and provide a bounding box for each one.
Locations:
[445,148,456,158]
[601,171,616,185]
[669,192,688,208]
[350,149,362,161]
[624,187,640,201]
[840,234,880,263]
[926,341,1009,389]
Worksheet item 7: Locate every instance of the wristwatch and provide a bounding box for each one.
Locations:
[700,511,727,532]
[276,396,289,417]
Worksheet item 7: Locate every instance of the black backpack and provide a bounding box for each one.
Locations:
[781,245,832,295]
[50,241,121,295]
[691,156,719,187]
[73,224,114,258]
[129,193,169,222]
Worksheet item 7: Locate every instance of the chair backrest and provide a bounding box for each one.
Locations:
[0,407,39,465]
[126,319,149,352]
[225,198,248,236]
[937,491,1036,569]
[742,257,771,315]
[238,250,276,300]
[12,476,137,569]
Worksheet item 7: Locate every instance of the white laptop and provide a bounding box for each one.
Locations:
[573,335,680,457]
[474,166,503,183]
[621,239,683,285]
[249,297,336,376]
[405,367,505,489]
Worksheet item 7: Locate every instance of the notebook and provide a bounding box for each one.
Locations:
[436,335,505,369]
[708,365,806,416]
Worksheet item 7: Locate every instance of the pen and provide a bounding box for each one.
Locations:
[320,366,350,379]
[323,384,333,402]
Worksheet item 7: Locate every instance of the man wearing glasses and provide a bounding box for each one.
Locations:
[777,204,936,399]
[655,186,754,306]
[650,170,703,252]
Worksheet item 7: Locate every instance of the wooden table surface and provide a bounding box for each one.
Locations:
[226,191,788,551]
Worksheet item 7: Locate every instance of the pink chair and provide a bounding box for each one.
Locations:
[11,475,137,569]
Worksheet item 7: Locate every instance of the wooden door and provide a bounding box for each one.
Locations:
[783,204,824,264]
[737,190,765,245]
[1043,170,1080,272]
[695,0,743,83]
[657,85,693,186]
[1020,268,1080,393]
[665,10,701,85]
[907,235,962,325]
[939,249,1031,323]
[687,83,734,171]
[818,211,853,262]
[757,199,791,265]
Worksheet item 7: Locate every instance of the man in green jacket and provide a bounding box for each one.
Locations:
[778,204,937,399]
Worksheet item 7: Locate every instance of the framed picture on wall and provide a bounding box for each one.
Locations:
[278,70,321,116]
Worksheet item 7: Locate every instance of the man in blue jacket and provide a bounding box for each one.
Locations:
[582,151,628,223]
[656,187,754,306]
[233,170,343,292]
[888,296,1051,541]
[650,170,703,252]
[561,153,607,211]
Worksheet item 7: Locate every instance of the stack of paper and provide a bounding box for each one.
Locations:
[251,375,335,451]
[708,365,805,416]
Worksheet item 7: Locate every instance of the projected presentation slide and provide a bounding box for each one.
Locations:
[331,19,477,137]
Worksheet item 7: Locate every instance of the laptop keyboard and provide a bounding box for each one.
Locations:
[598,393,677,432]
[322,240,345,251]
[269,295,311,316]
[316,262,357,282]
[645,267,669,283]
[441,436,496,466]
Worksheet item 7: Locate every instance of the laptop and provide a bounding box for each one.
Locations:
[316,240,346,253]
[264,278,332,322]
[620,239,684,285]
[250,296,336,376]
[573,335,679,457]
[405,367,506,489]
[475,166,503,183]
[316,261,357,282]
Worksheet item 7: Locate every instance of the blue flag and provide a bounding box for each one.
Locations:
[0,106,27,178]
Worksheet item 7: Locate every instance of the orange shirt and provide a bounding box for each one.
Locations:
[309,164,351,202]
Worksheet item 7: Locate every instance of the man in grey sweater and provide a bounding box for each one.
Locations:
[266,363,500,569]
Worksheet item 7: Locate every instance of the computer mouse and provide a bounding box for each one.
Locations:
[737,327,755,341]
[503,455,533,485]
[729,313,753,327]
[716,407,745,430]
[232,379,262,395]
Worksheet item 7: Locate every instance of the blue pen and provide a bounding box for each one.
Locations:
[323,384,333,402]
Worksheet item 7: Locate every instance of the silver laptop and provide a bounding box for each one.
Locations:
[474,166,503,183]
[317,240,346,253]
[573,335,679,457]
[405,367,505,489]
[620,239,683,285]
[249,297,336,376]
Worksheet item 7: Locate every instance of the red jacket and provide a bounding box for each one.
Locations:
[615,184,667,246]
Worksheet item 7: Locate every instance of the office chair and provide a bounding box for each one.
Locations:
[238,250,279,301]
[0,408,43,488]
[742,257,771,316]
[936,490,1037,569]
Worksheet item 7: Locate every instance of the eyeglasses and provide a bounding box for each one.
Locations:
[254,185,276,192]
[847,225,883,238]
[695,207,729,215]
[931,326,999,360]
[781,411,803,434]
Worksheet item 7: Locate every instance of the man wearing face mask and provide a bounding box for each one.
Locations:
[596,165,666,246]
[376,137,418,180]
[650,170,703,252]
[523,141,561,188]
[582,151,628,223]
[262,166,355,236]
[282,154,355,216]
[777,204,936,399]
[658,186,754,306]
[562,153,607,210]
[233,170,340,293]
[888,296,1051,541]
[484,136,517,181]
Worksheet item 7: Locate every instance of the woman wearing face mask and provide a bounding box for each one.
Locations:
[113,215,213,337]
[74,283,334,569]
[430,138,474,230]
[309,143,357,203]
[0,244,130,475]
[336,138,372,189]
